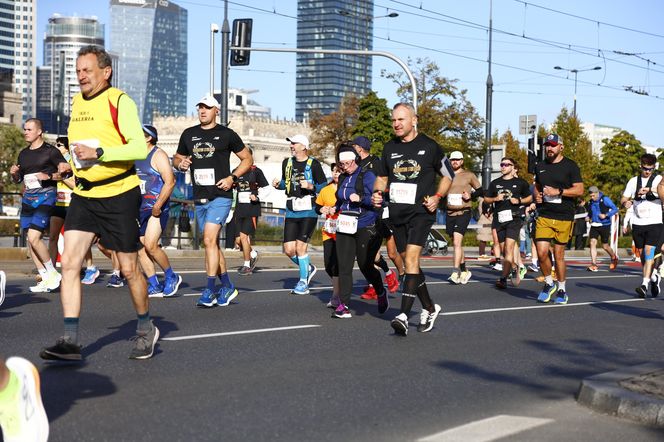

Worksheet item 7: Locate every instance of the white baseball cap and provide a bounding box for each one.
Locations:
[449,150,464,160]
[286,134,310,149]
[196,95,220,109]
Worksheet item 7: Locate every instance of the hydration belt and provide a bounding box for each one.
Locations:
[75,166,136,191]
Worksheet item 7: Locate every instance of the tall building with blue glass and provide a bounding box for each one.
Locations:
[110,0,187,123]
[296,0,373,122]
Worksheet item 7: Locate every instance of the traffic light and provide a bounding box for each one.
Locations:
[230,18,252,66]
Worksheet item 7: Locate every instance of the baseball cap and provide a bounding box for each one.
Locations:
[588,185,599,193]
[196,95,220,109]
[544,133,562,146]
[142,124,158,142]
[449,151,464,160]
[351,136,371,151]
[286,134,310,149]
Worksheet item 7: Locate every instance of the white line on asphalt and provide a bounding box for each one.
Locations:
[418,414,554,442]
[441,298,646,316]
[161,324,321,341]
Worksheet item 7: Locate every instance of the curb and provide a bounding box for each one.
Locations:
[576,362,664,427]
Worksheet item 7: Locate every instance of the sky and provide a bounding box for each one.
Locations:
[37,0,664,148]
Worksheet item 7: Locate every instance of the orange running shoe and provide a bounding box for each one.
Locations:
[385,272,399,293]
[609,256,619,271]
[360,285,378,300]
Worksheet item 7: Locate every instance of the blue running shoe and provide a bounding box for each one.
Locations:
[81,267,100,285]
[554,290,569,305]
[306,264,317,285]
[107,273,124,288]
[196,288,217,307]
[148,283,164,298]
[292,280,309,295]
[537,282,557,303]
[162,274,182,298]
[217,285,238,306]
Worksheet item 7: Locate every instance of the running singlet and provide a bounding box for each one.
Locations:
[135,148,167,211]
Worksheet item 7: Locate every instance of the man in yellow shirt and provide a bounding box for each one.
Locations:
[40,45,158,362]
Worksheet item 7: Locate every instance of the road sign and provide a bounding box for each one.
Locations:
[519,115,537,135]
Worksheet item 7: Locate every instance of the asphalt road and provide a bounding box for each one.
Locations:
[2,257,663,441]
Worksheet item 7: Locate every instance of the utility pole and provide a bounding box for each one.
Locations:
[220,0,230,125]
[481,0,493,190]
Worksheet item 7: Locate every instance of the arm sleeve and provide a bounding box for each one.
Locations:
[102,94,147,161]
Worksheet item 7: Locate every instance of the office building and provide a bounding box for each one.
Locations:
[110,0,187,123]
[581,122,621,158]
[295,0,373,122]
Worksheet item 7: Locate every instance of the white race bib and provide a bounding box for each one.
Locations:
[497,209,513,223]
[292,196,312,211]
[23,173,41,190]
[389,183,417,205]
[447,193,463,206]
[337,214,358,234]
[194,168,216,186]
[543,194,562,204]
[238,191,251,204]
[323,217,337,234]
[139,180,146,194]
[635,201,653,219]
[56,189,72,204]
[70,139,100,169]
[382,205,390,219]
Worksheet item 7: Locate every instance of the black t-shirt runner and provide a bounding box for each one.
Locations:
[377,133,453,221]
[487,176,531,224]
[534,157,582,221]
[16,142,66,190]
[234,166,268,218]
[176,124,245,201]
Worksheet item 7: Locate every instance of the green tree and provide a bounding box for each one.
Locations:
[550,107,597,186]
[352,91,393,157]
[499,129,532,184]
[308,95,359,161]
[0,124,24,193]
[595,130,645,203]
[382,57,484,170]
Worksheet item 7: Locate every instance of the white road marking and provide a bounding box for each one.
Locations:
[441,298,646,316]
[161,324,321,341]
[418,414,553,442]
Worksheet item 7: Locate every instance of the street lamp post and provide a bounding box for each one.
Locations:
[210,23,219,96]
[554,65,601,118]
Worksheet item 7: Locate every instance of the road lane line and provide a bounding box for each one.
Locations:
[161,324,321,341]
[418,415,553,442]
[441,298,647,316]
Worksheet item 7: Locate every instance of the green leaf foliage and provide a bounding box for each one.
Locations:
[353,91,393,157]
[595,130,646,203]
[0,124,25,192]
[550,107,597,186]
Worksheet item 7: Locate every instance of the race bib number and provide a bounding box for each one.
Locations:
[337,214,358,234]
[194,168,216,186]
[292,196,312,211]
[382,205,390,219]
[389,183,417,205]
[238,191,251,204]
[23,173,41,190]
[70,139,100,169]
[543,194,562,204]
[324,217,337,234]
[56,189,72,204]
[497,209,513,223]
[139,180,146,194]
[635,201,653,219]
[447,193,463,206]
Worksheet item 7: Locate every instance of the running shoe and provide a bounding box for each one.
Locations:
[307,264,317,285]
[609,256,619,271]
[237,266,252,276]
[554,290,568,305]
[0,357,49,442]
[417,304,442,333]
[586,264,599,272]
[509,269,520,287]
[332,303,351,319]
[326,295,341,309]
[519,265,527,281]
[391,313,409,336]
[147,283,164,298]
[360,285,378,300]
[0,270,5,307]
[44,271,61,291]
[291,280,309,295]
[217,285,238,306]
[495,278,507,290]
[459,270,472,285]
[39,337,82,361]
[249,251,259,271]
[537,282,558,303]
[377,289,389,315]
[385,271,399,293]
[651,272,661,298]
[81,267,100,285]
[635,284,648,298]
[162,274,182,297]
[447,272,460,284]
[29,280,50,293]
[196,289,217,307]
[107,273,124,288]
[528,263,540,272]
[128,321,160,360]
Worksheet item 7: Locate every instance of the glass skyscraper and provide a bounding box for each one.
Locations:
[110,0,187,123]
[296,0,373,122]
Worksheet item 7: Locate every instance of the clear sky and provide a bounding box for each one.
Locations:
[37,0,664,147]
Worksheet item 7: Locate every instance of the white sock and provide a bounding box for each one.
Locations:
[642,277,650,286]
[44,260,56,274]
[558,281,566,291]
[113,270,121,276]
[87,266,96,271]
[250,249,257,259]
[545,275,554,286]
[244,260,250,267]
[38,267,48,278]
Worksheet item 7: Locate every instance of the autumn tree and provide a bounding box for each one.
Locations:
[352,91,393,157]
[550,107,597,185]
[595,130,645,203]
[499,129,532,184]
[308,95,359,161]
[382,57,484,170]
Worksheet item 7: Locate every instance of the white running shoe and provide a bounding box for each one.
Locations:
[459,270,472,285]
[44,271,61,291]
[29,280,50,293]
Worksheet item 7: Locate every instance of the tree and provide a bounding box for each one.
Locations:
[499,129,532,184]
[382,57,484,170]
[308,95,359,161]
[0,124,24,193]
[595,130,645,203]
[550,107,597,185]
[352,91,393,157]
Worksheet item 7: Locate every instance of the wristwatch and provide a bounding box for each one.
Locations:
[231,174,239,183]
[96,148,104,159]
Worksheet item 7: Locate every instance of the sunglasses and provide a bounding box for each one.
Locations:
[500,163,513,167]
[641,166,655,171]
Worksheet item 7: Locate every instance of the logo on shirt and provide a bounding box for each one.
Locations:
[417,150,425,155]
[390,153,403,159]
[192,141,215,159]
[192,137,202,141]
[393,159,421,180]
